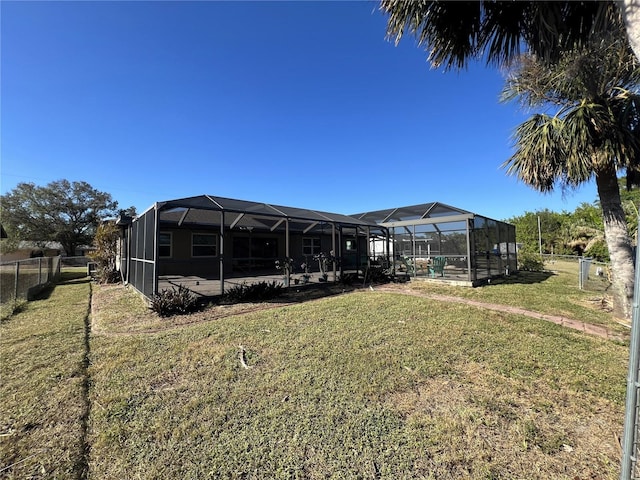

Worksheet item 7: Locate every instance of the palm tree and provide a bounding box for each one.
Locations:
[501,33,640,318]
[381,1,636,68]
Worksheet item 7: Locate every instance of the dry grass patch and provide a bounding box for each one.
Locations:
[87,289,627,479]
[404,260,626,335]
[387,362,621,479]
[0,272,90,479]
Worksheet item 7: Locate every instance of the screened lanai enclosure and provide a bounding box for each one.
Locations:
[352,202,517,285]
[117,196,516,299]
[117,195,390,299]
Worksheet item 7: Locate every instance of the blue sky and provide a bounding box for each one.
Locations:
[1,1,599,221]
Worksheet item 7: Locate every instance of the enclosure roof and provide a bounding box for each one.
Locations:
[351,202,475,225]
[155,194,381,230]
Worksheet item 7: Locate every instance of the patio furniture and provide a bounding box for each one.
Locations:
[429,256,446,277]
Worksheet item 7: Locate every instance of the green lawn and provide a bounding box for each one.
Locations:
[0,271,90,478]
[407,260,625,332]
[0,266,631,479]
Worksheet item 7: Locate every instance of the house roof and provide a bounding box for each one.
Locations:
[351,202,474,225]
[155,194,384,233]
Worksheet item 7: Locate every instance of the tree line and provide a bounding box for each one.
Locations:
[506,178,639,261]
[0,179,134,257]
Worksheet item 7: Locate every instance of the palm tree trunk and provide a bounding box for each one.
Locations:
[595,164,635,319]
[619,0,640,62]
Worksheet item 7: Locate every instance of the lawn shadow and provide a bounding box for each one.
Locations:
[31,272,91,301]
[485,270,554,286]
[60,271,90,282]
[211,282,360,307]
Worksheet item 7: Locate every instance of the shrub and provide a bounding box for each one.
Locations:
[223,281,284,303]
[517,250,545,272]
[338,273,358,286]
[363,266,391,284]
[91,223,121,284]
[96,267,121,284]
[150,285,199,317]
[585,239,610,262]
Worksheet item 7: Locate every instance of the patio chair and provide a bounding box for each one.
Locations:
[429,256,446,278]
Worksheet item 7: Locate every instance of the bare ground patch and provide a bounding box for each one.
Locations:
[386,362,621,479]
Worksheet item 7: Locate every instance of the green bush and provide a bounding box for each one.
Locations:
[517,250,545,272]
[96,267,120,284]
[585,239,610,262]
[363,265,391,284]
[150,285,199,317]
[338,273,358,286]
[223,281,284,303]
[91,223,121,284]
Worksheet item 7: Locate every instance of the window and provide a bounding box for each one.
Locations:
[303,238,321,256]
[192,233,217,257]
[345,239,357,251]
[159,232,172,258]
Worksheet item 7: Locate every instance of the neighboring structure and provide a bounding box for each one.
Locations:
[352,202,517,284]
[117,195,516,299]
[0,241,93,263]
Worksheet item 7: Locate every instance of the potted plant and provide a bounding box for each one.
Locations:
[275,258,294,286]
[300,262,311,284]
[314,252,333,282]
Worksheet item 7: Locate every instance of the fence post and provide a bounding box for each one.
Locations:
[578,257,583,290]
[14,262,19,301]
[38,257,43,285]
[621,215,640,479]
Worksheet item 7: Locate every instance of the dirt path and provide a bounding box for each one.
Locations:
[372,284,627,342]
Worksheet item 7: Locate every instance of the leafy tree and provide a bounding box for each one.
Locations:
[1,180,119,256]
[506,209,572,255]
[572,202,605,231]
[566,203,606,257]
[585,238,610,262]
[501,33,639,319]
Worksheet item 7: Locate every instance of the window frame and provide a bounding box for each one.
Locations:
[191,232,218,258]
[158,231,172,258]
[302,237,321,256]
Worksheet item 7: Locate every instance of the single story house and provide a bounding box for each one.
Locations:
[116,195,516,299]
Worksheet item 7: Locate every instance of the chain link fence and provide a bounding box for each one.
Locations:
[0,256,62,304]
[543,254,611,293]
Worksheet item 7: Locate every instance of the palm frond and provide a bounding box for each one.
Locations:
[380,1,624,70]
[381,0,482,70]
[503,114,567,192]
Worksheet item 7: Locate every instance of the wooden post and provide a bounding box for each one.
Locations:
[14,262,19,301]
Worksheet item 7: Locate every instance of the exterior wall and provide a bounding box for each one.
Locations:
[156,226,345,278]
[157,227,224,277]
